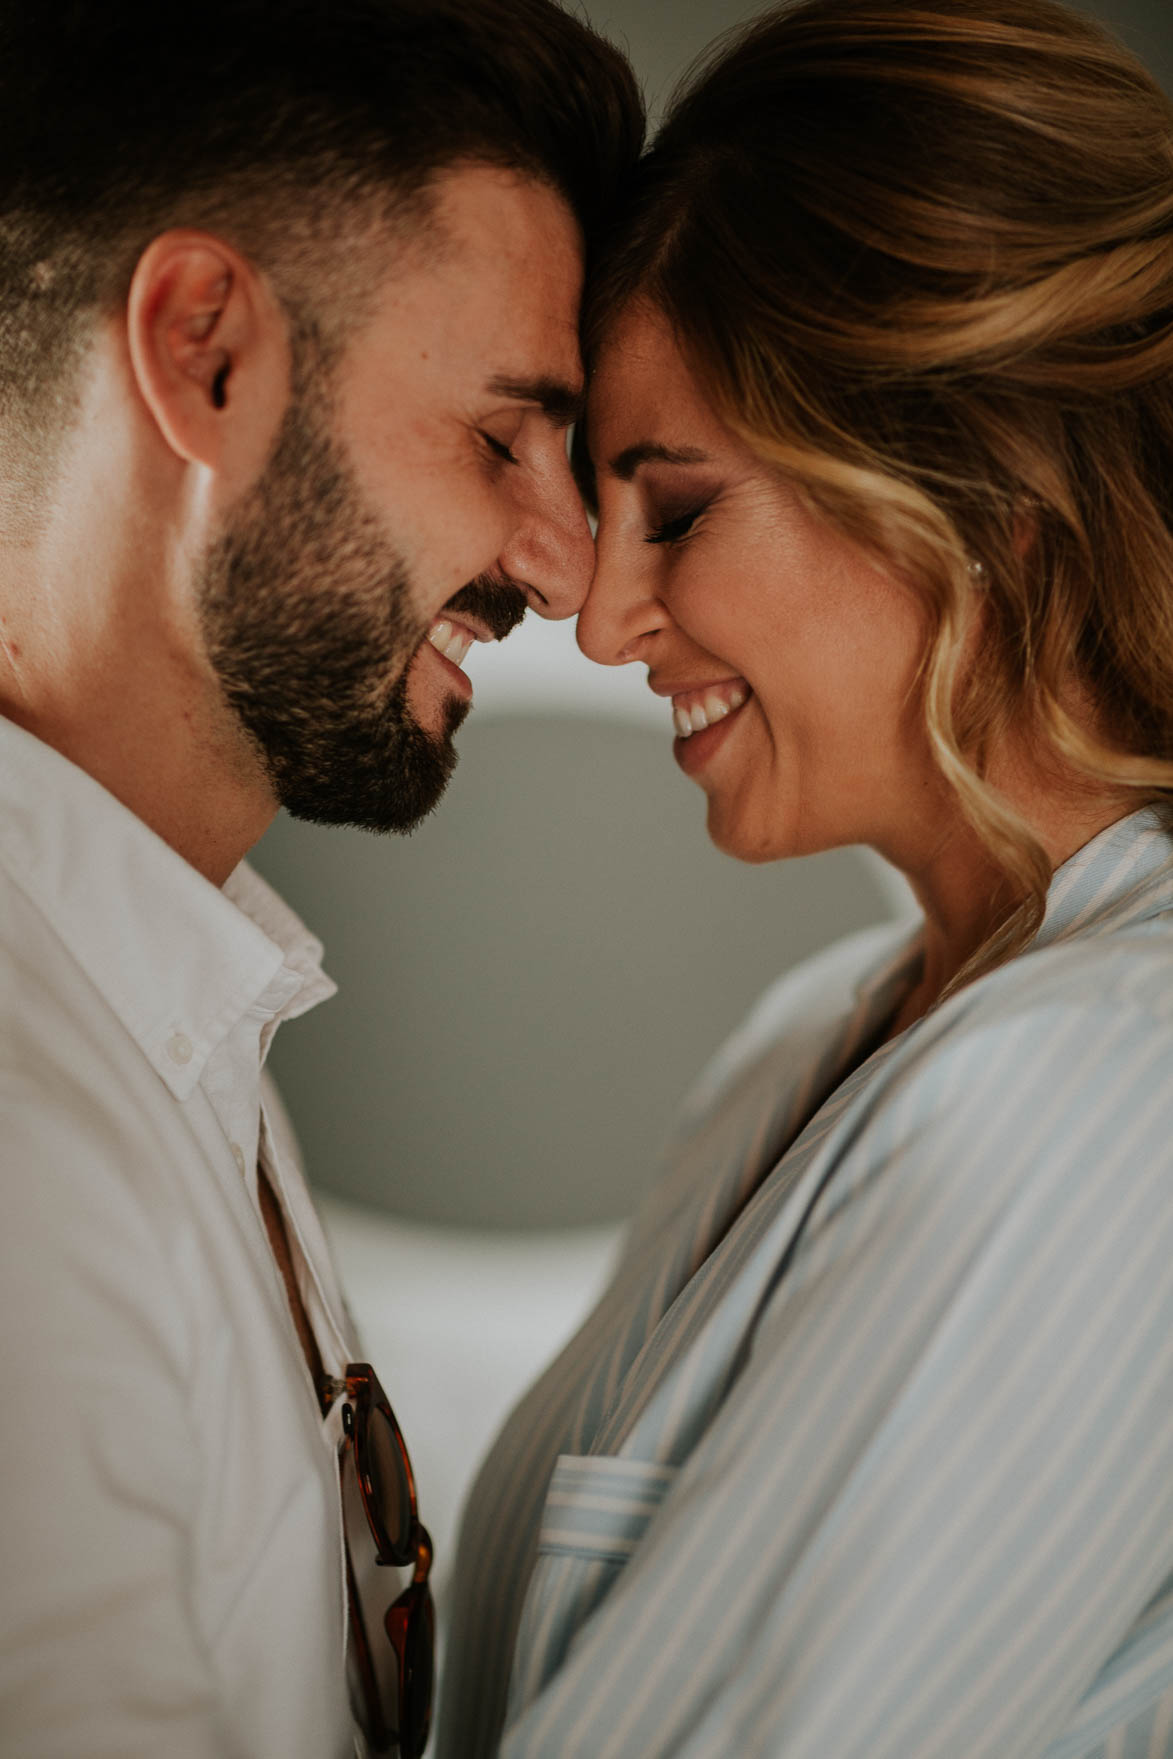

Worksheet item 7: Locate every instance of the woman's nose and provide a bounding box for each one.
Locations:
[498,464,596,621]
[576,539,666,667]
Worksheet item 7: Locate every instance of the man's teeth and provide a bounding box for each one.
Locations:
[426,619,474,668]
[672,684,748,739]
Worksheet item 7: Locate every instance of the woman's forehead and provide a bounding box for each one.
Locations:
[587,305,727,462]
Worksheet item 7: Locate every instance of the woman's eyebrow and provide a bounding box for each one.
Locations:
[607,441,711,480]
[485,375,586,429]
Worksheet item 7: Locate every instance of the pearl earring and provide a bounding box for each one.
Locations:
[967,558,987,581]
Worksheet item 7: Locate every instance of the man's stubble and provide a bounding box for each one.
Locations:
[197,340,526,835]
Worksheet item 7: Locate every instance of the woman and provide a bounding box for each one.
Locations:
[439,2,1173,1753]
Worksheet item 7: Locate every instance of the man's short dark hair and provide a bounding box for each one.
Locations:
[0,0,644,467]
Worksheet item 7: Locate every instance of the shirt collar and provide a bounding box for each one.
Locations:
[0,715,336,1100]
[850,805,1173,1015]
[1033,805,1173,951]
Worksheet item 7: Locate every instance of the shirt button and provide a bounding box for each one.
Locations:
[166,1032,193,1066]
[231,1143,247,1177]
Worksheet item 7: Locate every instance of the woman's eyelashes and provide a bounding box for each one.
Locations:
[646,503,707,546]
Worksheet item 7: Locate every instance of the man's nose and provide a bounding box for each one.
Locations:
[498,467,595,621]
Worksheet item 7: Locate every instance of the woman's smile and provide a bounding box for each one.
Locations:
[671,691,750,775]
[666,677,750,742]
[648,673,752,771]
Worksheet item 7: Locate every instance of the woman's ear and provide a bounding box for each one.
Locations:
[125,229,287,471]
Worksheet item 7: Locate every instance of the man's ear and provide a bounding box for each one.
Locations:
[125,230,288,470]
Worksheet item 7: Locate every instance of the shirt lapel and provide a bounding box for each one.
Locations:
[593,809,1173,1472]
[592,923,923,1463]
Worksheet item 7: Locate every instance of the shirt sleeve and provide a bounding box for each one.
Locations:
[0,1082,238,1758]
[499,992,1173,1759]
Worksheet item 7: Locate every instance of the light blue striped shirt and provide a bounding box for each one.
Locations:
[439,809,1173,1759]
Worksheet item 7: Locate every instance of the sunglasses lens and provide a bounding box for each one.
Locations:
[367,1405,414,1561]
[336,1367,433,1752]
[388,1584,435,1759]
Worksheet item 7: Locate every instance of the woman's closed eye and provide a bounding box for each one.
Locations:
[646,505,706,546]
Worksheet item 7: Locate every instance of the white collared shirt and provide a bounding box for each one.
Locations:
[0,714,358,1757]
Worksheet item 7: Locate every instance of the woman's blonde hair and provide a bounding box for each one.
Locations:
[586,0,1173,982]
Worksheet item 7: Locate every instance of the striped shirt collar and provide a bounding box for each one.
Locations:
[0,714,336,1101]
[851,804,1173,1019]
[1034,805,1173,950]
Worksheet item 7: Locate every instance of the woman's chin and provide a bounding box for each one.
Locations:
[703,798,793,866]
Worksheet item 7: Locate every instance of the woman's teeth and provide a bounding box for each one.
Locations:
[426,619,475,668]
[672,683,748,739]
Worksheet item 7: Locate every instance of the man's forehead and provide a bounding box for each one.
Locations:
[418,162,583,310]
[344,165,585,408]
[428,160,579,244]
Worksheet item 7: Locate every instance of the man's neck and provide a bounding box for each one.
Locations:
[1,689,277,886]
[0,548,276,888]
[0,410,277,886]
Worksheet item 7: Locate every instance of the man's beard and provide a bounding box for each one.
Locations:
[196,366,526,834]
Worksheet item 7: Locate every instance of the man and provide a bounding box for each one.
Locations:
[0,2,642,1753]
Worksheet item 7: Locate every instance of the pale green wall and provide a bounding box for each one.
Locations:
[256,720,896,1229]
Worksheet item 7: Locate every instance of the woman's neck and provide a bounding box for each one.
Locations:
[882,760,1134,1043]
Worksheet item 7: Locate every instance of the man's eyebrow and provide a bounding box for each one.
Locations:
[486,375,586,429]
[608,442,711,481]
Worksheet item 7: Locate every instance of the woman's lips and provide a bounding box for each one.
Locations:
[669,679,753,776]
[670,679,748,737]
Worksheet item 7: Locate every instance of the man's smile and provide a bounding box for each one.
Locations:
[426,617,478,670]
